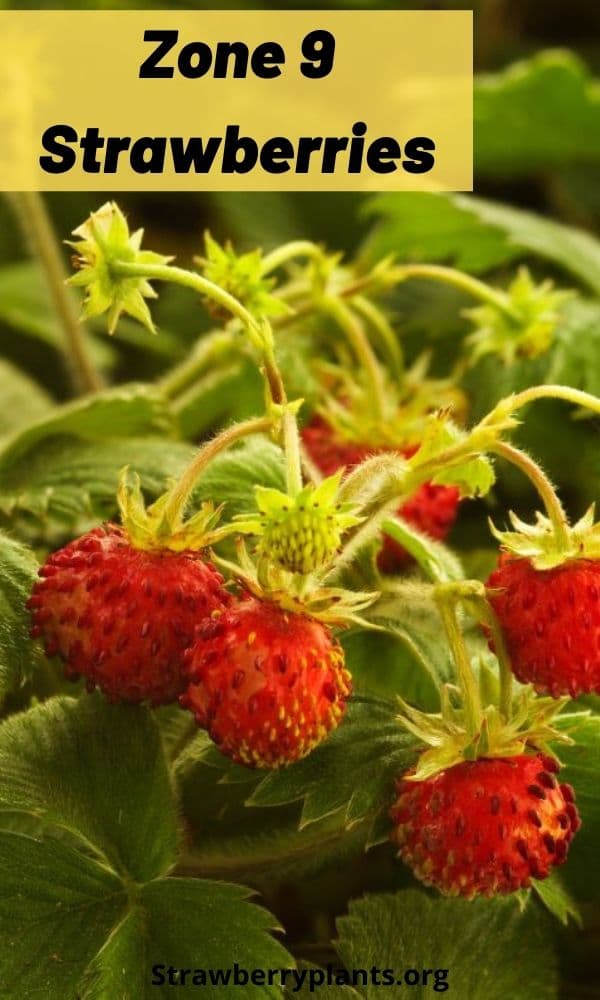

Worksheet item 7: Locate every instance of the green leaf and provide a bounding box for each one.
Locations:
[0,531,40,706]
[0,359,52,434]
[0,695,292,998]
[364,191,600,295]
[0,385,191,544]
[380,517,464,583]
[362,193,518,274]
[555,713,600,902]
[335,889,558,999]
[0,261,113,377]
[368,581,454,707]
[475,51,600,176]
[249,700,417,839]
[451,194,600,296]
[80,879,290,1000]
[192,435,286,520]
[0,435,195,545]
[0,694,178,882]
[0,831,127,1000]
[0,383,173,468]
[532,871,582,927]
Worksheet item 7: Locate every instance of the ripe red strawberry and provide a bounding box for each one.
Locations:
[301,418,460,570]
[181,596,352,768]
[27,523,229,705]
[390,754,580,897]
[486,554,600,697]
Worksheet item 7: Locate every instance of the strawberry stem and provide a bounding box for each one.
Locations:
[491,440,571,551]
[160,415,274,531]
[436,588,482,737]
[476,598,514,720]
[484,383,600,421]
[352,294,404,380]
[393,264,519,321]
[321,294,387,422]
[10,192,104,395]
[260,240,322,275]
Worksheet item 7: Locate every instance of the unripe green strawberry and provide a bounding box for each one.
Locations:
[390,753,580,898]
[240,474,361,576]
[181,596,352,768]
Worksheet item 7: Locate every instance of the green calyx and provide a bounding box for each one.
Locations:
[464,267,572,366]
[313,355,468,451]
[490,506,600,570]
[215,538,379,628]
[117,467,227,553]
[237,472,362,575]
[194,233,291,321]
[67,201,172,335]
[398,680,572,782]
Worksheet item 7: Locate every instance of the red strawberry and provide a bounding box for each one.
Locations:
[27,523,229,705]
[181,596,352,768]
[487,554,600,696]
[301,418,460,570]
[390,754,580,897]
[301,416,370,477]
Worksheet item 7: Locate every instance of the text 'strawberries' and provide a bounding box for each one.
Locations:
[28,524,229,705]
[181,596,352,768]
[390,754,580,898]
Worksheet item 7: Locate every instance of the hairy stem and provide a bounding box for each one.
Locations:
[492,440,570,549]
[10,192,103,394]
[260,240,322,275]
[436,591,482,737]
[112,260,260,336]
[321,294,387,422]
[352,294,404,378]
[160,416,273,529]
[393,263,518,320]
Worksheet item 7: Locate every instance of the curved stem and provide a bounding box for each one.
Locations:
[10,192,103,394]
[260,240,322,276]
[492,440,570,549]
[477,599,513,720]
[436,592,482,738]
[484,383,600,422]
[160,415,273,529]
[322,294,386,422]
[352,294,404,379]
[112,260,261,338]
[393,264,518,321]
[283,409,303,496]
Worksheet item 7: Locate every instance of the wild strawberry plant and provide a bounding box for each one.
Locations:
[0,197,598,998]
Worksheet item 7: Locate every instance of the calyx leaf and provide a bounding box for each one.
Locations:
[490,506,600,569]
[67,201,172,335]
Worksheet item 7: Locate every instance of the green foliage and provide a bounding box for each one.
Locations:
[0,532,40,707]
[249,700,417,842]
[335,890,559,999]
[475,51,600,175]
[0,696,290,999]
